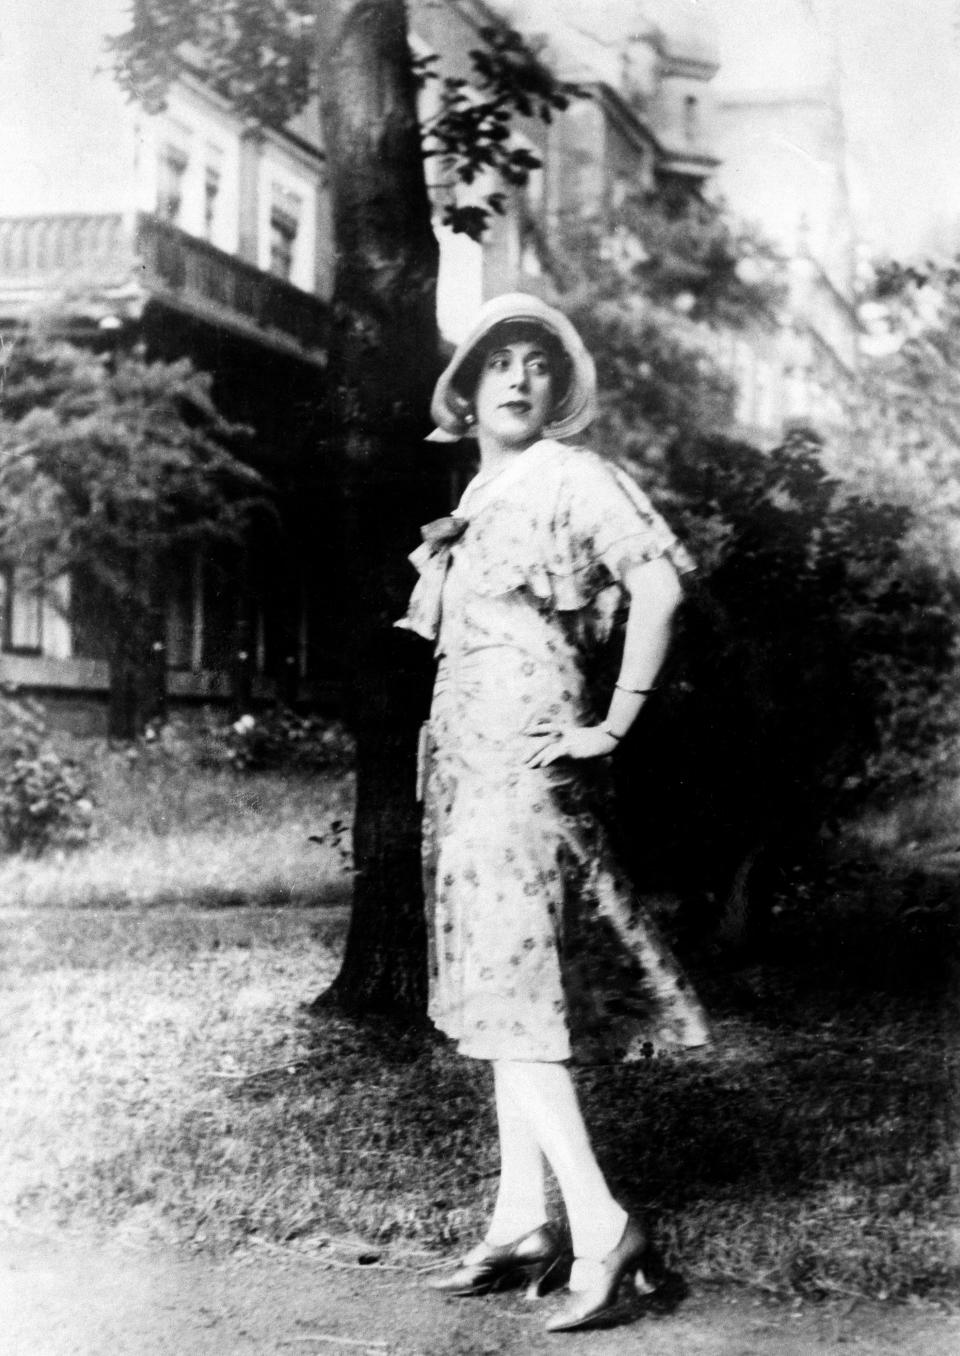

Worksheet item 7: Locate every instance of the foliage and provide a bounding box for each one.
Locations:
[107,0,315,131]
[686,429,960,799]
[0,692,93,855]
[223,707,356,772]
[0,334,266,733]
[548,190,784,462]
[417,26,582,241]
[109,4,580,243]
[0,335,263,602]
[60,707,353,822]
[567,294,737,462]
[558,188,785,329]
[840,256,960,564]
[612,429,960,910]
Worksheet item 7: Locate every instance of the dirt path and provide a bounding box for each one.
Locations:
[3,1224,957,1356]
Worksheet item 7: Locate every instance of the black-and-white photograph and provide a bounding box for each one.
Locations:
[0,2,958,1352]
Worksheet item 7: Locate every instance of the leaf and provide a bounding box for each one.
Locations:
[441,203,490,243]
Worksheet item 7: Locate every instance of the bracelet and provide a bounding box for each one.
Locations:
[615,683,656,695]
[600,721,625,742]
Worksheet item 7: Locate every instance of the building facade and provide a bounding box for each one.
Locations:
[0,0,343,727]
[710,0,863,444]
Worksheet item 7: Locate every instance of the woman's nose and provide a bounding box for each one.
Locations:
[509,361,530,390]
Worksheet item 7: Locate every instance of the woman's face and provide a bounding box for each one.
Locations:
[473,340,554,450]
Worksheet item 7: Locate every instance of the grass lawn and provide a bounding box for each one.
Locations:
[0,750,957,1304]
[0,739,353,910]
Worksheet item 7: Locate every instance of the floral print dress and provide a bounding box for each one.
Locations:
[397,439,710,1063]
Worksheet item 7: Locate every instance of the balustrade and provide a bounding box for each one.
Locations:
[0,212,328,359]
[0,214,128,280]
[136,214,328,355]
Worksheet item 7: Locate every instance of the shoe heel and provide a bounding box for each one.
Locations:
[545,1218,662,1334]
[631,1242,664,1297]
[632,1265,657,1297]
[524,1255,562,1300]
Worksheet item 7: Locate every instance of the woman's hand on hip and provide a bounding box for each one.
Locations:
[522,719,619,767]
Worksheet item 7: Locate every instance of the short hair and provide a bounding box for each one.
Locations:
[451,319,574,407]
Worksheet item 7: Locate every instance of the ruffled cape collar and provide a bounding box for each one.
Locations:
[396,441,563,643]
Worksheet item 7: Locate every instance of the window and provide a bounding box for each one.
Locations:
[69,568,110,661]
[157,142,189,224]
[200,551,239,672]
[269,186,302,282]
[269,211,296,281]
[203,154,223,243]
[0,566,43,653]
[165,561,194,671]
[165,552,210,672]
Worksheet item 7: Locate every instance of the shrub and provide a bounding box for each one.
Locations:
[122,709,355,778]
[0,694,94,854]
[671,429,960,807]
[611,429,960,928]
[222,707,356,773]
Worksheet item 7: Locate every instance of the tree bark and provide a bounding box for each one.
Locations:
[314,0,439,436]
[312,0,443,1015]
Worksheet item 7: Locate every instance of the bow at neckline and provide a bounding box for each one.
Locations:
[395,443,560,645]
[393,515,468,644]
[420,515,469,550]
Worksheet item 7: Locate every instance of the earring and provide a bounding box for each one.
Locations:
[464,408,476,427]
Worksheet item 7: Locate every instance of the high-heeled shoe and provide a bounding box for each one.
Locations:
[426,1222,563,1299]
[544,1216,661,1333]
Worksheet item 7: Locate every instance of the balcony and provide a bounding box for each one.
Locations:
[137,215,329,363]
[0,213,329,365]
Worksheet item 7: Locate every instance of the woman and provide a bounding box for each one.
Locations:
[397,293,709,1334]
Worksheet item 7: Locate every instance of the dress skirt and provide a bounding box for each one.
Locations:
[420,588,709,1064]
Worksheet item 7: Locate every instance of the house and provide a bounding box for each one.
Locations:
[0,0,720,730]
[0,0,341,731]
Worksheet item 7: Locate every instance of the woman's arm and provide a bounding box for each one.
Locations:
[602,555,682,737]
[524,556,682,767]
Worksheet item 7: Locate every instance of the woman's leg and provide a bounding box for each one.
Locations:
[494,1060,626,1266]
[484,1062,549,1245]
[426,1063,558,1296]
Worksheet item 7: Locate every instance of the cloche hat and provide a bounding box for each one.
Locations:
[427,292,597,442]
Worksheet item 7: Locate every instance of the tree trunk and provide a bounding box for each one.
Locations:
[312,0,443,1015]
